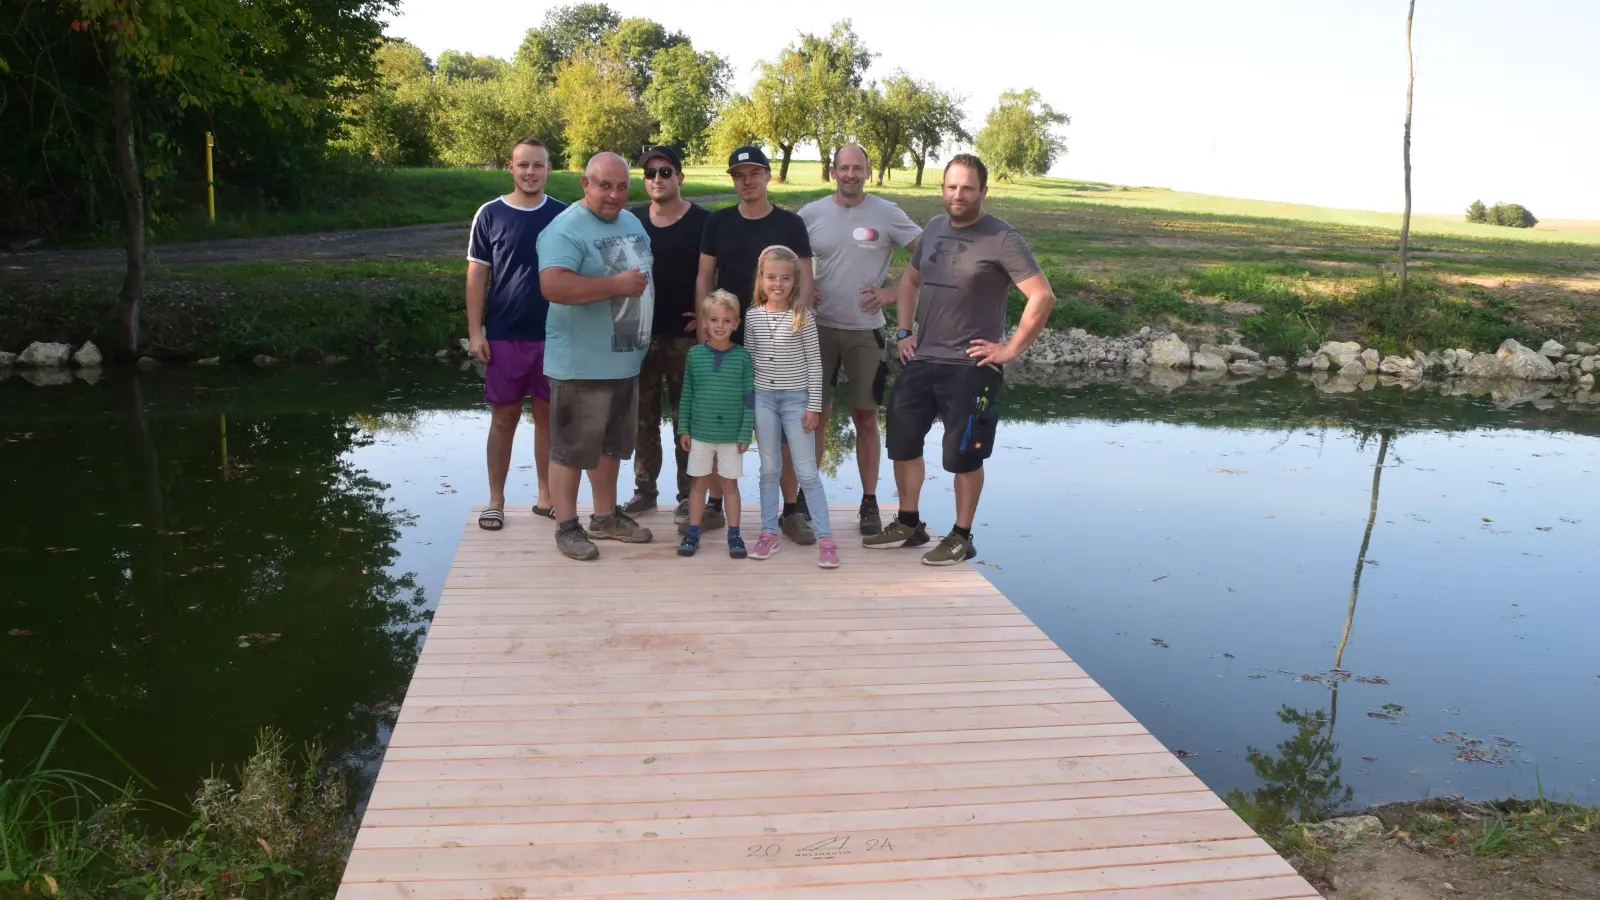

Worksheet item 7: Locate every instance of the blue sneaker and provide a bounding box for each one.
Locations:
[677,531,700,557]
[727,531,748,559]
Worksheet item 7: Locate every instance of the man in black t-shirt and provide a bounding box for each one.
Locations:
[695,145,817,543]
[621,146,712,521]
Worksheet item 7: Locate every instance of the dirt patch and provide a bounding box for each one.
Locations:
[1326,840,1600,899]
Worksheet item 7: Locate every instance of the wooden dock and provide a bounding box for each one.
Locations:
[337,507,1323,899]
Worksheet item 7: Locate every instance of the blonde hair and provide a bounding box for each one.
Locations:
[700,289,740,318]
[751,244,810,332]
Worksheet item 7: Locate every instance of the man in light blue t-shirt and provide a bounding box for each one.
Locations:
[537,152,656,560]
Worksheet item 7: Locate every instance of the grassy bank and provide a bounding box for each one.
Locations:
[5,163,1597,361]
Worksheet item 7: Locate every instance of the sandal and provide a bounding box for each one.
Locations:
[531,505,555,519]
[478,507,505,531]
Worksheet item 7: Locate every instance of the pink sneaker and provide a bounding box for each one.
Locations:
[817,537,840,569]
[749,532,782,560]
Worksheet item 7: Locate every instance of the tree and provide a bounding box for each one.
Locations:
[516,3,621,75]
[1488,202,1538,228]
[605,17,687,97]
[1465,198,1489,224]
[437,50,508,83]
[706,96,762,165]
[1396,0,1417,308]
[436,65,561,168]
[859,74,922,187]
[341,39,439,166]
[643,45,731,160]
[974,88,1069,181]
[749,48,813,182]
[906,87,969,187]
[554,48,652,166]
[798,21,874,181]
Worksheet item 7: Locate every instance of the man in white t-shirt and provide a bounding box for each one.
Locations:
[798,144,921,535]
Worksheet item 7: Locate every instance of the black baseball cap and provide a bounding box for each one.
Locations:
[726,145,770,172]
[636,145,682,170]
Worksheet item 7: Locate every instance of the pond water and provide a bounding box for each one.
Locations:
[3,363,1598,826]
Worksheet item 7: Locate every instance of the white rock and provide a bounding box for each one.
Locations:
[1539,339,1566,359]
[136,356,161,369]
[18,341,71,368]
[1360,348,1381,370]
[194,357,221,366]
[1378,355,1417,376]
[1148,335,1192,368]
[1229,360,1266,375]
[1496,339,1558,380]
[1465,352,1509,379]
[1223,344,1261,362]
[1580,356,1595,374]
[435,349,452,359]
[1317,341,1363,368]
[253,354,280,367]
[1191,349,1229,371]
[0,351,15,368]
[1573,342,1597,356]
[1338,359,1368,379]
[1311,354,1332,371]
[72,341,103,367]
[1198,343,1230,361]
[1267,356,1288,369]
[1580,373,1596,389]
[459,338,472,355]
[1294,356,1314,370]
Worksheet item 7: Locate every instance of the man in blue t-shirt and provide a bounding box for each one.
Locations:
[466,137,567,532]
[537,152,656,561]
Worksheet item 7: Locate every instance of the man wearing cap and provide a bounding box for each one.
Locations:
[621,146,713,522]
[695,145,817,544]
[799,144,922,536]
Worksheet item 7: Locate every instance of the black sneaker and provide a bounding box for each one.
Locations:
[858,497,883,535]
[677,530,700,557]
[727,532,748,559]
[621,491,658,515]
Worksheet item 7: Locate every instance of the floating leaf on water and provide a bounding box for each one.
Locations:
[1151,638,1170,648]
[8,629,35,637]
[1354,675,1390,685]
[972,559,1001,569]
[1361,558,1380,565]
[1361,756,1380,762]
[1210,468,1248,475]
[1536,526,1553,532]
[1248,674,1267,680]
[1368,702,1408,722]
[1223,652,1235,659]
[1148,574,1169,582]
[1559,517,1581,524]
[1173,749,1196,759]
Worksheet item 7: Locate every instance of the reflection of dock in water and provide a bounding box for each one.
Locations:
[336,507,1324,899]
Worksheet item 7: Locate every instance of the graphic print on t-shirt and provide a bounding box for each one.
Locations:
[924,235,972,288]
[851,227,880,244]
[595,234,654,352]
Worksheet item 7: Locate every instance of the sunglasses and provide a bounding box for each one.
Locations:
[644,166,677,180]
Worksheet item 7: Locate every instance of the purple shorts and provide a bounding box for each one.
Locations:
[484,340,549,406]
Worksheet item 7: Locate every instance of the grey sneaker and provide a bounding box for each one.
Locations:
[780,510,817,546]
[589,507,654,543]
[621,491,658,515]
[921,531,976,566]
[555,522,599,560]
[672,498,690,524]
[862,519,930,549]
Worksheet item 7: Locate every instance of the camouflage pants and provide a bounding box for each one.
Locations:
[634,335,693,502]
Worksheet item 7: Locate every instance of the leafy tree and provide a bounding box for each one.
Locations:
[974,88,1069,181]
[516,3,621,75]
[1489,202,1538,228]
[750,48,813,182]
[798,21,874,182]
[606,17,688,97]
[554,48,652,167]
[436,65,561,168]
[859,73,923,186]
[1465,199,1489,224]
[341,39,440,166]
[437,50,508,83]
[706,96,763,165]
[643,45,731,160]
[907,87,969,187]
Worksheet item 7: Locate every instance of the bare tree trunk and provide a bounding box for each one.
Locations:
[777,143,793,183]
[914,149,927,187]
[1396,0,1416,308]
[111,60,146,359]
[1335,432,1390,671]
[820,144,832,182]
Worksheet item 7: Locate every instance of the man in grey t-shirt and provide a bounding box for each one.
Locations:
[799,144,922,535]
[864,153,1057,566]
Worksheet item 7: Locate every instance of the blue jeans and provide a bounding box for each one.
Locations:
[754,390,832,538]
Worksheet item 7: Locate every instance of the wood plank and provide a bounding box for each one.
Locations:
[336,510,1323,899]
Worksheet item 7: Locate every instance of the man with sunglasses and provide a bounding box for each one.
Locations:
[621,146,712,522]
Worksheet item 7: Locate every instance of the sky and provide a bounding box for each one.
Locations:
[386,0,1600,220]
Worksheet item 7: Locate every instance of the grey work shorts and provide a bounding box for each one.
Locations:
[548,376,638,470]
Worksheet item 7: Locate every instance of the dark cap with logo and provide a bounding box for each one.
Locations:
[635,145,683,170]
[726,145,770,172]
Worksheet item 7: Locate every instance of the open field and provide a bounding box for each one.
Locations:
[5,162,1597,360]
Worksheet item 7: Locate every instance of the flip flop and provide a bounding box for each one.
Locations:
[478,507,505,530]
[532,505,556,519]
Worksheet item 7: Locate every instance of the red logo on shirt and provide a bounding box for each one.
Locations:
[851,227,879,243]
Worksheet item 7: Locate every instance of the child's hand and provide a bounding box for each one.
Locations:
[802,411,820,433]
[678,434,692,452]
[737,442,748,453]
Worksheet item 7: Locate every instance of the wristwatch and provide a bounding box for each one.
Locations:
[894,328,913,340]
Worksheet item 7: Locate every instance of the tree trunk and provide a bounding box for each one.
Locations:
[914,150,926,187]
[776,143,794,183]
[820,144,832,182]
[1335,431,1390,671]
[110,60,146,359]
[876,155,888,187]
[1396,0,1416,308]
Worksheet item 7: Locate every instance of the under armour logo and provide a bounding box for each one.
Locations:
[927,239,968,267]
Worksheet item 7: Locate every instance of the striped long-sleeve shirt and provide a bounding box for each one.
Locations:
[743,305,823,413]
[677,343,756,444]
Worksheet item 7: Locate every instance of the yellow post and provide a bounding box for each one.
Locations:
[205,132,216,224]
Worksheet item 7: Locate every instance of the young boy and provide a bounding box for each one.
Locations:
[677,290,755,558]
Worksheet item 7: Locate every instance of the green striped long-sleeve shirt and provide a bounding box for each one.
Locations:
[677,342,756,444]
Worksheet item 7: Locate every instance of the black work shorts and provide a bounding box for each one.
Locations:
[885,360,1004,474]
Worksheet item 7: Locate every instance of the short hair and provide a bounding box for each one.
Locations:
[944,153,988,190]
[511,136,547,155]
[701,289,740,318]
[834,143,870,170]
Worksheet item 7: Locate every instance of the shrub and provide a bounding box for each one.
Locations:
[1487,202,1538,229]
[1465,199,1488,224]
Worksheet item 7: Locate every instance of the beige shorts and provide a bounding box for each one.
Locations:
[819,325,888,411]
[687,439,743,479]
